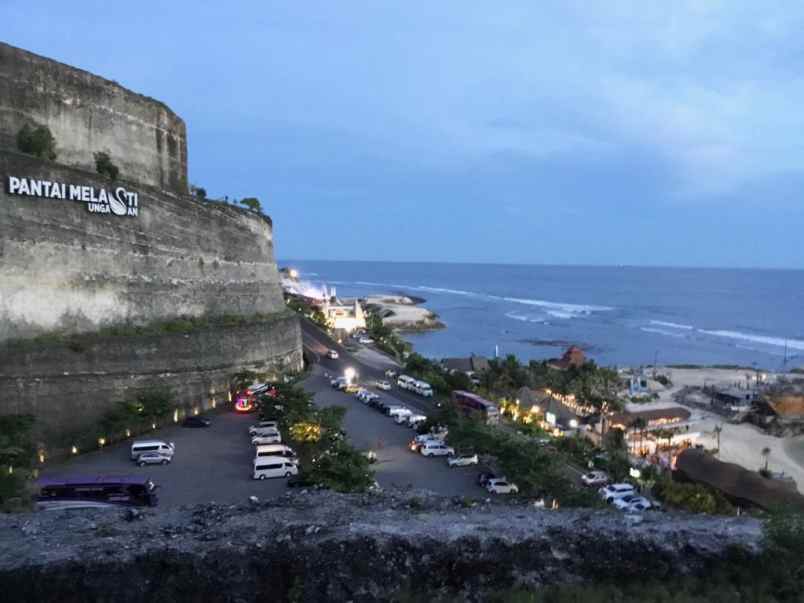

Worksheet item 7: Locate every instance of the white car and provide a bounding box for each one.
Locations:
[614,495,652,512]
[375,380,392,391]
[486,478,519,494]
[135,451,172,466]
[358,337,374,344]
[252,432,282,445]
[581,470,609,487]
[419,441,455,457]
[447,453,478,467]
[327,349,339,359]
[249,421,279,435]
[406,414,427,428]
[599,483,636,503]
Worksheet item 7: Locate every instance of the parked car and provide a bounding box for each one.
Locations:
[409,434,441,452]
[599,483,636,503]
[406,414,427,428]
[252,432,282,445]
[253,457,299,480]
[384,369,398,379]
[419,441,455,457]
[330,377,347,389]
[130,440,174,461]
[255,444,298,462]
[181,416,211,428]
[448,453,478,467]
[613,495,652,511]
[486,478,519,494]
[135,451,172,466]
[363,450,378,464]
[249,421,279,435]
[581,470,609,487]
[344,383,360,394]
[388,407,412,420]
[358,337,374,344]
[327,349,339,359]
[375,380,392,391]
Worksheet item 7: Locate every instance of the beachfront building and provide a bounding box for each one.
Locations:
[547,346,586,370]
[516,386,596,435]
[322,298,366,333]
[607,407,695,455]
[441,355,490,381]
[751,390,804,435]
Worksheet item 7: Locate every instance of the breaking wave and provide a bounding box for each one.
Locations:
[699,330,804,351]
[649,320,694,330]
[640,327,687,339]
[505,311,547,324]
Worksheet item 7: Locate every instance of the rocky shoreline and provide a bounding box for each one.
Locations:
[365,295,446,332]
[0,489,762,602]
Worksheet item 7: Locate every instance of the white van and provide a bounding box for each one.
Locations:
[391,408,413,423]
[130,440,175,461]
[413,380,433,397]
[253,456,299,480]
[397,375,415,390]
[255,444,298,462]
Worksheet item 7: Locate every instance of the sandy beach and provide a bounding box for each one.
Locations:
[638,367,804,492]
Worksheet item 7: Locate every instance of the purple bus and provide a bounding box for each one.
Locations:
[36,475,159,510]
[451,390,500,425]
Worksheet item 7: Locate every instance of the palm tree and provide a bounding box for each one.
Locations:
[761,446,771,472]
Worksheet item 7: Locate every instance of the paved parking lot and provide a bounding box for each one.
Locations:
[307,365,482,496]
[41,371,483,509]
[41,410,288,508]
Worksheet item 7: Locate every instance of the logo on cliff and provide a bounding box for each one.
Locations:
[6,176,139,217]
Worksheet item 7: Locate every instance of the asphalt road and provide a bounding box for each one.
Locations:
[40,318,482,508]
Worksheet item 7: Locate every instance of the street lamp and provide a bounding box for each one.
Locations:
[344,367,357,385]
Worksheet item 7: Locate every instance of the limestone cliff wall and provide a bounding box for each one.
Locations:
[0,150,286,342]
[0,491,763,602]
[0,314,302,444]
[0,42,187,192]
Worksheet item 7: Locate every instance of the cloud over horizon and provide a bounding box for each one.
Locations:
[3,1,803,267]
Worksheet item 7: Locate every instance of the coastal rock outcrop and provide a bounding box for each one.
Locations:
[0,490,762,602]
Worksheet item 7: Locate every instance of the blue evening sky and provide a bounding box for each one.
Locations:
[4,2,803,268]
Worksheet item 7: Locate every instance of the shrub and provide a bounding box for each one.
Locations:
[240,197,262,212]
[16,123,57,160]
[94,151,120,179]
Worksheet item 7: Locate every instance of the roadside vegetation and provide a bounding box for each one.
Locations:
[3,312,293,352]
[365,312,412,361]
[0,415,36,510]
[16,123,57,160]
[421,406,599,507]
[258,383,375,492]
[94,151,120,179]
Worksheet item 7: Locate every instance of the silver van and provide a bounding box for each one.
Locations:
[252,456,299,480]
[255,444,298,463]
[130,440,175,461]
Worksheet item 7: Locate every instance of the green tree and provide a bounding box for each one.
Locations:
[16,124,57,160]
[240,197,262,212]
[94,151,119,179]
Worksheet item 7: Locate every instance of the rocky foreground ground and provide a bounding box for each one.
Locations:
[0,489,762,602]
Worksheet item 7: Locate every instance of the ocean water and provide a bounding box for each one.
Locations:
[283,260,804,370]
